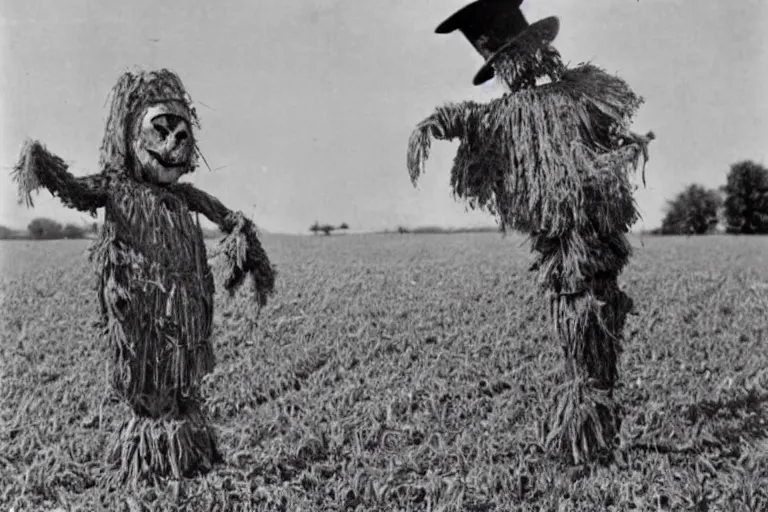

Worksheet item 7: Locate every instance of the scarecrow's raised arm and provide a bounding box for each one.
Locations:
[171,183,276,306]
[13,140,109,214]
[407,101,484,186]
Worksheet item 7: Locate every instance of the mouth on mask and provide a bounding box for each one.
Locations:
[147,150,186,169]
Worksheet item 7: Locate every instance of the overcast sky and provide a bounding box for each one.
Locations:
[1,0,766,234]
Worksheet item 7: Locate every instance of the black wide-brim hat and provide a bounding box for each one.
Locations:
[435,0,560,85]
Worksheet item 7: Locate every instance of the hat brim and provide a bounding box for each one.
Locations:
[473,16,560,86]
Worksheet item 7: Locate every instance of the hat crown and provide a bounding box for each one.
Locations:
[435,0,560,85]
[436,0,530,59]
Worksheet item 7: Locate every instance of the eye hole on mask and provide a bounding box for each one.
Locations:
[151,114,189,140]
[153,123,170,138]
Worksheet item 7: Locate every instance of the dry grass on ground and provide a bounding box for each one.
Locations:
[1,233,768,511]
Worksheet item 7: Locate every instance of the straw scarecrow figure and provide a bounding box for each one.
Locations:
[13,69,276,483]
[408,1,654,463]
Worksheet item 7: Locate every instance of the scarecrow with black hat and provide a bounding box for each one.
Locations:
[408,0,654,463]
[13,68,276,484]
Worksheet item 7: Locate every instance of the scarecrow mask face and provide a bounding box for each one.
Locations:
[132,103,194,184]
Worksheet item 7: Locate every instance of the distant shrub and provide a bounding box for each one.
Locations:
[62,224,87,239]
[660,184,721,235]
[0,225,21,239]
[310,222,336,235]
[722,160,768,234]
[409,225,499,235]
[28,218,64,239]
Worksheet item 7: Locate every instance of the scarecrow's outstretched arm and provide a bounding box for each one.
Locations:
[407,101,483,186]
[12,140,108,214]
[171,183,276,306]
[595,130,656,188]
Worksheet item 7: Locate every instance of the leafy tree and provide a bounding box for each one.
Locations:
[28,217,63,239]
[62,223,86,239]
[0,225,19,239]
[310,221,320,235]
[338,222,349,230]
[320,224,335,236]
[660,184,722,235]
[722,160,768,234]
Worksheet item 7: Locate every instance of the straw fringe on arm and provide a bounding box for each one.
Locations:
[12,139,109,214]
[407,101,486,186]
[171,183,276,306]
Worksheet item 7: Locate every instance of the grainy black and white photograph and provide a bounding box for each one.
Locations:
[1,0,767,510]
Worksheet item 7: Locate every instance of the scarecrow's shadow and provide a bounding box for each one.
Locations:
[628,389,768,455]
[683,389,768,449]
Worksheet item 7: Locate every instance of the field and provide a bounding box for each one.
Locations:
[2,233,768,511]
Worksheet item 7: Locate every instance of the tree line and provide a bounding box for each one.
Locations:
[655,160,768,235]
[0,219,227,240]
[309,221,349,235]
[0,219,97,240]
[4,161,767,240]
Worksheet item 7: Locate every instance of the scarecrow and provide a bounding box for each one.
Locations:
[408,0,654,463]
[13,68,276,483]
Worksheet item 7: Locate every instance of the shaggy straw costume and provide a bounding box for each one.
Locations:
[13,69,276,484]
[408,1,654,463]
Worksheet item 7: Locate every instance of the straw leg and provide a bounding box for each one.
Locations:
[105,397,221,487]
[545,277,633,464]
[101,260,220,485]
[104,330,220,485]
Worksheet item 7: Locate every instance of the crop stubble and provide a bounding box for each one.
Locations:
[1,233,768,511]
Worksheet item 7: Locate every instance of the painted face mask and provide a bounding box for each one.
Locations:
[132,102,194,184]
